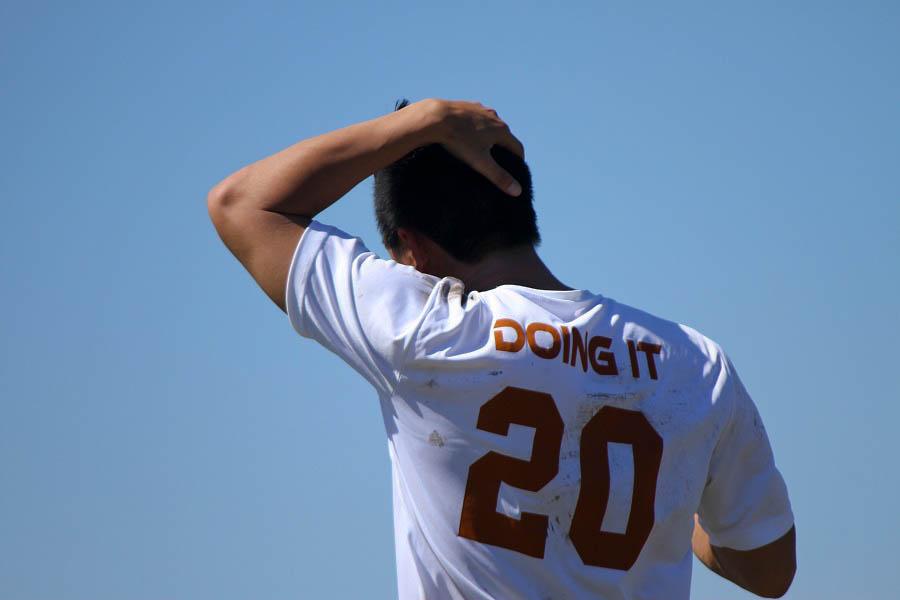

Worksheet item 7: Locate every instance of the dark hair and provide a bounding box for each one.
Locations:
[373,98,540,263]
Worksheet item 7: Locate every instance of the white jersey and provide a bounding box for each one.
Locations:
[285,221,793,600]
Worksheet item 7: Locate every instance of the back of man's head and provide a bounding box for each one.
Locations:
[374,99,540,263]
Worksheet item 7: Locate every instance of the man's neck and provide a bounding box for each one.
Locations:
[454,246,572,293]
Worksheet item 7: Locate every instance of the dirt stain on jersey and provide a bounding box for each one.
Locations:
[428,430,445,447]
[573,392,641,433]
[646,389,688,431]
[585,391,639,402]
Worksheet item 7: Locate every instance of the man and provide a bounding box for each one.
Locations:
[208,98,796,599]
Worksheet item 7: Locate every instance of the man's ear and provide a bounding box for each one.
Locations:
[388,243,417,267]
[395,228,430,270]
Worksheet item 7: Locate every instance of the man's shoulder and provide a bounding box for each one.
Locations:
[603,295,728,368]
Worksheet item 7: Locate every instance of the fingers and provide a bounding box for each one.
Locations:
[488,125,524,194]
[462,101,524,157]
[497,129,525,160]
[480,104,524,160]
[439,100,526,195]
[471,151,522,197]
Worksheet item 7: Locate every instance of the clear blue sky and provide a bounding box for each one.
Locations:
[2,2,897,598]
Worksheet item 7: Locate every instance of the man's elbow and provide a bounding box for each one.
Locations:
[207,171,243,223]
[207,168,256,238]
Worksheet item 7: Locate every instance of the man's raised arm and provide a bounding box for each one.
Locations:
[206,99,524,310]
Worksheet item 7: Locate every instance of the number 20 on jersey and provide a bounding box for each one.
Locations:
[458,387,664,571]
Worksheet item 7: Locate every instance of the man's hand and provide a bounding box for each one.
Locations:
[428,99,526,196]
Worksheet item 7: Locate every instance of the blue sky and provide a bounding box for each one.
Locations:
[2,2,898,598]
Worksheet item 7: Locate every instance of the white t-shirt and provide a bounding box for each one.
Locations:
[285,221,793,600]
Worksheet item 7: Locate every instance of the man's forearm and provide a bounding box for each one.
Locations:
[691,515,727,577]
[215,99,442,218]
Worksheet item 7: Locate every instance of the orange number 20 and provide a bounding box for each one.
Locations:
[457,386,663,570]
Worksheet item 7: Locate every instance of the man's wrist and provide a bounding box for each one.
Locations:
[401,98,448,146]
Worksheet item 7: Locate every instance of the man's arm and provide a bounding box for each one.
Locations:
[692,514,796,598]
[207,98,524,310]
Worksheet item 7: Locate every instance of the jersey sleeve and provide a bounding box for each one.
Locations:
[284,220,439,394]
[697,355,794,551]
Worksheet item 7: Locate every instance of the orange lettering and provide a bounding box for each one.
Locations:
[570,327,589,372]
[588,335,618,376]
[526,322,561,359]
[494,319,525,352]
[627,339,640,378]
[636,342,662,380]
